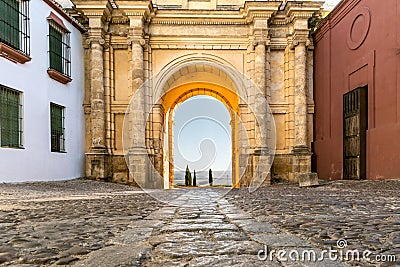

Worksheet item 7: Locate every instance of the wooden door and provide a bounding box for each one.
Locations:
[343,87,368,180]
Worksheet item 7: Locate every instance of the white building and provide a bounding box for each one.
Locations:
[0,0,85,182]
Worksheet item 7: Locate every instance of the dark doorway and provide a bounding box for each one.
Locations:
[343,86,368,180]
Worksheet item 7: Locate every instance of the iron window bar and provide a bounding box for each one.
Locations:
[50,103,65,152]
[0,0,30,55]
[48,22,71,77]
[0,85,23,148]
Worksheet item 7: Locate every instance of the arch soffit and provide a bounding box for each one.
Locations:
[161,82,239,115]
[153,53,248,99]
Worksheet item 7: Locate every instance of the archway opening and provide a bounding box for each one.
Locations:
[124,57,275,192]
[172,95,232,187]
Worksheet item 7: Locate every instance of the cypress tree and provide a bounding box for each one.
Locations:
[185,165,193,186]
[188,168,192,186]
[193,169,197,186]
[185,165,189,186]
[209,168,213,186]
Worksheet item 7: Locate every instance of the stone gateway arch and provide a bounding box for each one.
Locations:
[72,0,323,188]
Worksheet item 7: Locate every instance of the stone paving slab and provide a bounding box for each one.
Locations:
[189,254,282,267]
[251,234,313,248]
[72,243,152,267]
[110,228,154,245]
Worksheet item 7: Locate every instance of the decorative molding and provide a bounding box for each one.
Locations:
[111,17,129,24]
[149,38,248,50]
[314,0,362,41]
[270,44,287,50]
[151,19,247,25]
[43,0,86,33]
[347,6,371,50]
[47,12,70,32]
[0,43,31,64]
[344,50,375,128]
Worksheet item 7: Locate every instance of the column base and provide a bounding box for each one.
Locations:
[272,148,314,183]
[291,145,310,154]
[298,173,319,187]
[239,149,273,188]
[128,148,164,189]
[254,149,273,187]
[86,148,110,180]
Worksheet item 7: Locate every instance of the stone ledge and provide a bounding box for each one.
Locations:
[0,43,31,64]
[47,69,72,84]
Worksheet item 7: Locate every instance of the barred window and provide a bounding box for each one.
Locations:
[0,0,30,55]
[0,85,23,148]
[48,23,71,77]
[50,103,65,152]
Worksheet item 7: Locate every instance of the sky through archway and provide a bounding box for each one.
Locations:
[173,96,232,186]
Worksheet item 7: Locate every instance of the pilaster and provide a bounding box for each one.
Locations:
[85,13,111,180]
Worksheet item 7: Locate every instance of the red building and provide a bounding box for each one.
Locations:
[313,0,400,180]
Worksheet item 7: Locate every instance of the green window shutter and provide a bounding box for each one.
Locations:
[0,87,20,148]
[0,1,5,42]
[0,0,20,49]
[49,26,63,73]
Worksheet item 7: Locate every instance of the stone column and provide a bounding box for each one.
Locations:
[254,41,266,97]
[294,41,308,150]
[131,40,144,98]
[253,39,272,186]
[290,38,318,186]
[86,36,110,180]
[128,38,148,187]
[90,40,106,149]
[239,104,252,187]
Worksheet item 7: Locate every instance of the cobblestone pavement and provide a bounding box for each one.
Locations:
[0,179,398,266]
[226,179,400,266]
[0,179,182,266]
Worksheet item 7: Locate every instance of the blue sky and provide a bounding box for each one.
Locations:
[321,0,341,9]
[173,96,232,173]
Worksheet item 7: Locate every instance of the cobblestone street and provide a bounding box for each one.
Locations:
[0,179,398,266]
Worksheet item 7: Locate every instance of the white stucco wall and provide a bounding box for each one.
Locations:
[0,0,85,182]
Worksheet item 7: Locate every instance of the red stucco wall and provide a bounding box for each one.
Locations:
[313,0,400,180]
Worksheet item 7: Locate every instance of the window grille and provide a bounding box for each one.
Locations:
[50,103,65,152]
[48,23,71,77]
[0,85,23,148]
[0,0,30,55]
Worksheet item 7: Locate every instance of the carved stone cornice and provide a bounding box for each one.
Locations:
[149,37,248,50]
[242,1,281,23]
[72,0,112,27]
[283,1,324,24]
[150,19,247,25]
[117,1,154,22]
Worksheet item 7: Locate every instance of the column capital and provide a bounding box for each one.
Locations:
[84,27,107,48]
[127,37,146,47]
[289,38,312,50]
[83,36,107,49]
